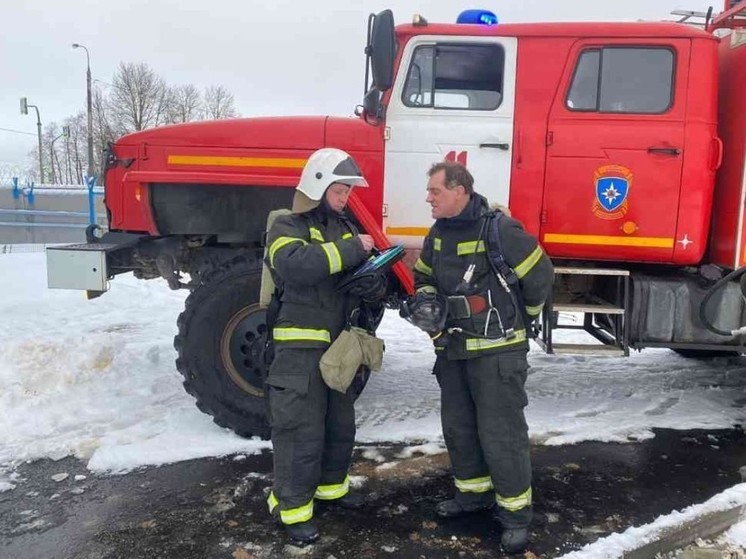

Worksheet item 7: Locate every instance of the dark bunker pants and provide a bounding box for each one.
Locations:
[266,346,355,525]
[435,348,533,528]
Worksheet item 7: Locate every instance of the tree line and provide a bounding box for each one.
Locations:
[27,62,239,185]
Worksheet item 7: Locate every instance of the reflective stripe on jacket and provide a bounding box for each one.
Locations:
[414,193,553,359]
[266,208,366,350]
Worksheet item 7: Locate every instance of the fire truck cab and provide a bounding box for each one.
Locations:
[377,17,719,266]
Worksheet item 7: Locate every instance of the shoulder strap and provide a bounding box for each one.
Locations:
[484,210,537,338]
[485,211,518,286]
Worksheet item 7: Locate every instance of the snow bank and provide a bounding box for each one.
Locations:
[559,484,746,558]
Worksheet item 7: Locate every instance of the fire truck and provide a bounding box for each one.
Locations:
[47,2,746,438]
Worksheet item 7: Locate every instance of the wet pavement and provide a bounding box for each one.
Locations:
[0,427,744,559]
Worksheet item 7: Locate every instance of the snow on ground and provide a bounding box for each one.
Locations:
[1,252,745,485]
[559,483,746,558]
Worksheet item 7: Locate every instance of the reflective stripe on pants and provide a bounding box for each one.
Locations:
[267,491,314,525]
[314,475,350,500]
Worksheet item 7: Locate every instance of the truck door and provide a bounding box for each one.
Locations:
[542,39,690,263]
[382,36,517,246]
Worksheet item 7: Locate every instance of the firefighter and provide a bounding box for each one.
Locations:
[264,148,384,545]
[406,160,553,554]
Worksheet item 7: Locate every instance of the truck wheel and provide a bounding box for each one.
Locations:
[174,252,271,439]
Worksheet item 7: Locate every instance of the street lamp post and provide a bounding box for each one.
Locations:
[72,43,93,184]
[20,97,43,184]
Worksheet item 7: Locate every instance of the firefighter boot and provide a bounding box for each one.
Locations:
[501,527,529,554]
[435,498,494,518]
[334,491,366,509]
[285,520,320,546]
[317,491,366,510]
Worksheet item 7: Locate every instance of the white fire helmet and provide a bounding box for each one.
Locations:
[292,148,368,213]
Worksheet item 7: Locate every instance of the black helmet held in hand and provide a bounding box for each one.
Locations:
[400,291,448,334]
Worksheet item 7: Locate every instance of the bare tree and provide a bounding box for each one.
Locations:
[110,62,170,132]
[25,61,240,183]
[166,84,203,123]
[203,85,239,119]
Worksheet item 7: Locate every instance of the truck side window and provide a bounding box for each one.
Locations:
[402,43,504,110]
[566,47,675,114]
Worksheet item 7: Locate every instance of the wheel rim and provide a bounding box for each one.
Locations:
[220,303,269,397]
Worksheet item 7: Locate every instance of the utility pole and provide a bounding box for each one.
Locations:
[72,43,94,184]
[20,97,43,184]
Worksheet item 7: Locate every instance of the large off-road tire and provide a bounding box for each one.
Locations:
[174,252,271,439]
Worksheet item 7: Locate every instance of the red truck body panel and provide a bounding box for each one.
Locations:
[709,32,746,269]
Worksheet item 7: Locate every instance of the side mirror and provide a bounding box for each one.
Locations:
[370,10,395,91]
[363,88,382,123]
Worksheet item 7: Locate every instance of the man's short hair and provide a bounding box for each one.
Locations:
[427,161,474,195]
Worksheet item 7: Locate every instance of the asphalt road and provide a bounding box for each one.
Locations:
[1,427,744,559]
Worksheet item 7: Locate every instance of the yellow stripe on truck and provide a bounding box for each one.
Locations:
[543,233,674,249]
[168,155,307,169]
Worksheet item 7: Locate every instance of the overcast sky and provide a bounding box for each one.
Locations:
[1,0,717,173]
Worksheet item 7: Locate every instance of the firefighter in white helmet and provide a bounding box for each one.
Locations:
[264,148,386,545]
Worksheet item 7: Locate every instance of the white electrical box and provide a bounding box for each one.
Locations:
[46,244,111,292]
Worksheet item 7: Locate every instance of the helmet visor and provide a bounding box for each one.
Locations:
[331,157,368,188]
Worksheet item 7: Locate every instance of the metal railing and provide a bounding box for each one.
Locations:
[0,177,106,244]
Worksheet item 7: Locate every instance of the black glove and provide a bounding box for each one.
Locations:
[342,272,388,303]
[401,292,448,334]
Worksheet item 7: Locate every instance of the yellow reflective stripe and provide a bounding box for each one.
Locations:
[321,242,343,274]
[415,258,433,276]
[281,500,314,525]
[514,246,544,279]
[455,476,494,493]
[433,238,442,251]
[267,491,279,513]
[457,240,486,256]
[465,330,527,351]
[496,487,532,512]
[273,327,331,343]
[267,491,315,524]
[416,285,438,294]
[309,227,324,242]
[314,475,350,500]
[269,237,307,267]
[526,303,544,317]
[342,232,353,239]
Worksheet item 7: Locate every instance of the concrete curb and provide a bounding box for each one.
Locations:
[624,504,746,558]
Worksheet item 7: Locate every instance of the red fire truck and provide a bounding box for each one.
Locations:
[47,2,746,438]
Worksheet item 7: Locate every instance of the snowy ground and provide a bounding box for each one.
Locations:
[1,251,745,553]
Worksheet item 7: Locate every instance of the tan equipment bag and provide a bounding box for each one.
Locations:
[320,327,384,393]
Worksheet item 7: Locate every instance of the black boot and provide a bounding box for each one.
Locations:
[285,520,319,546]
[435,498,493,518]
[501,527,528,554]
[317,491,366,510]
[334,491,366,509]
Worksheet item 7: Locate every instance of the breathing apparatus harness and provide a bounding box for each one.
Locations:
[408,210,534,344]
[451,210,536,340]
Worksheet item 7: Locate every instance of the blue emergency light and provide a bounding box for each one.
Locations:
[456,9,499,25]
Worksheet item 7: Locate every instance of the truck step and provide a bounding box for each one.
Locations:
[553,302,625,315]
[550,343,626,357]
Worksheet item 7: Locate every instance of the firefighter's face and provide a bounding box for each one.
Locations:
[426,170,467,219]
[325,182,352,213]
